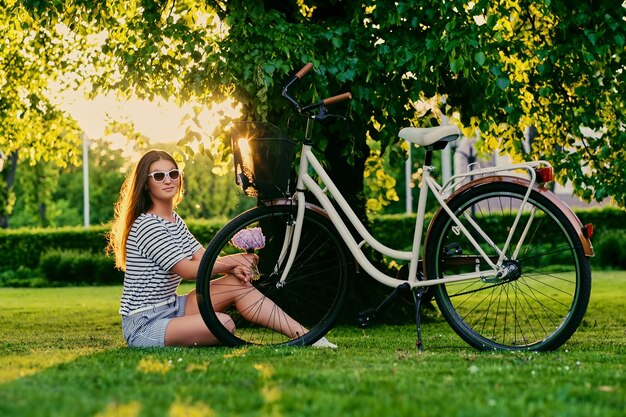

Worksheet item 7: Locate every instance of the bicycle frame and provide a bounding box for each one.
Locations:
[274,119,555,291]
[198,61,594,351]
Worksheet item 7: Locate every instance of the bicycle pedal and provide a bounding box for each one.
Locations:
[357,308,377,328]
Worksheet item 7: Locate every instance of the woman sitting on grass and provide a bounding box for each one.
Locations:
[107,150,335,348]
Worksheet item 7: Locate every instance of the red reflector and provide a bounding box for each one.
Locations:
[535,167,554,183]
[582,223,594,239]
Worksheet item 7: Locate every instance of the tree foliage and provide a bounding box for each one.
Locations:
[0,2,84,166]
[0,0,93,226]
[10,139,128,228]
[7,0,626,213]
[471,0,626,204]
[9,137,252,228]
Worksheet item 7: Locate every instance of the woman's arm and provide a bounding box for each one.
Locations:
[169,247,204,280]
[171,249,257,282]
[212,253,258,276]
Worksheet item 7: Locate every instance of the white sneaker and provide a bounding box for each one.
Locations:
[311,336,338,349]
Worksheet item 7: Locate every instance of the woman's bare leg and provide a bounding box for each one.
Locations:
[167,277,306,347]
[164,311,234,346]
[209,275,307,339]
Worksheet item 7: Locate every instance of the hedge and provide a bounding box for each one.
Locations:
[0,218,227,271]
[0,207,624,286]
[39,249,124,285]
[369,207,626,255]
[370,206,626,271]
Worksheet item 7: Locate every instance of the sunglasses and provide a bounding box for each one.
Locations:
[148,169,181,182]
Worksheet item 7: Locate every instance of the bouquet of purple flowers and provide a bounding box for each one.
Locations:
[231,227,266,252]
[231,228,265,281]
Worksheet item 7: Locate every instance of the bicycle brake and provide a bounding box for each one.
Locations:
[316,113,346,122]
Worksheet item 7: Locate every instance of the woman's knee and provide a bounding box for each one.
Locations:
[216,312,236,333]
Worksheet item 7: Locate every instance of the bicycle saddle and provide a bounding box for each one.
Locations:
[398,125,460,147]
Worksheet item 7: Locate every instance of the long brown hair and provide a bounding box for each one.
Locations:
[106,150,184,270]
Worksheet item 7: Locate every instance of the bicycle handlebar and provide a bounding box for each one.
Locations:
[295,62,313,79]
[283,62,352,117]
[323,92,352,106]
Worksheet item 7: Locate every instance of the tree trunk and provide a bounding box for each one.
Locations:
[0,152,18,229]
[323,124,368,222]
[38,202,48,227]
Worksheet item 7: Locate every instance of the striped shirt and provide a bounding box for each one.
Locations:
[119,212,203,316]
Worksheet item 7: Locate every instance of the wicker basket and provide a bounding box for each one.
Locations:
[231,122,296,198]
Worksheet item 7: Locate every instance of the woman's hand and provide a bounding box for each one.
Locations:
[213,253,259,283]
[232,264,254,284]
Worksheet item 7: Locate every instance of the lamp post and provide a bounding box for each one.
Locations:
[439,96,452,184]
[82,132,90,228]
[405,141,412,214]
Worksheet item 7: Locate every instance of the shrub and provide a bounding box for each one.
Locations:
[593,229,626,270]
[0,219,226,271]
[0,226,110,270]
[0,207,623,288]
[0,266,46,287]
[187,218,229,246]
[39,249,124,286]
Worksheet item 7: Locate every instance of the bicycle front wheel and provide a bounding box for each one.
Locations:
[196,204,352,346]
[425,182,591,351]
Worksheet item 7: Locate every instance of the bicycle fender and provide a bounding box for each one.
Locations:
[425,176,594,258]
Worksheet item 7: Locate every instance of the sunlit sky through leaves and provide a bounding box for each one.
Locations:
[47,81,241,161]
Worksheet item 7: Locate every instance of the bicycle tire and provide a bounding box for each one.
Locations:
[425,182,591,351]
[196,203,352,346]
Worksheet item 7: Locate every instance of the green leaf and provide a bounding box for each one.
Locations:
[582,51,595,63]
[444,39,460,53]
[337,69,355,83]
[474,52,486,66]
[450,57,465,74]
[486,14,498,28]
[263,63,276,75]
[585,30,598,45]
[445,16,457,32]
[496,77,510,90]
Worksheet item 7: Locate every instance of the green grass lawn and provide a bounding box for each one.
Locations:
[1,273,624,417]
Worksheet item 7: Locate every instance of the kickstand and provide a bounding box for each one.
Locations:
[357,282,410,328]
[413,287,427,351]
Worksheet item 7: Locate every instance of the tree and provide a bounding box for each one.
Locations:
[9,139,128,227]
[8,136,253,228]
[10,160,61,227]
[14,0,626,212]
[467,0,626,205]
[0,152,18,228]
[0,1,91,227]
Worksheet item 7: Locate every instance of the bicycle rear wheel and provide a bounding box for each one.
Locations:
[196,204,352,346]
[425,182,591,351]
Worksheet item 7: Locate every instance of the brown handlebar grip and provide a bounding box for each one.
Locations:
[295,63,313,79]
[323,92,352,106]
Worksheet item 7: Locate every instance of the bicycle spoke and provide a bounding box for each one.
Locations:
[429,182,590,351]
[196,205,351,346]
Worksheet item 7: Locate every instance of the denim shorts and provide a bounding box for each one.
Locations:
[121,294,188,348]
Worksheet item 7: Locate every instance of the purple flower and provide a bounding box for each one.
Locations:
[231,227,266,252]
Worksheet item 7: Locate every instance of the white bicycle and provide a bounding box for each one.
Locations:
[197,63,593,351]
